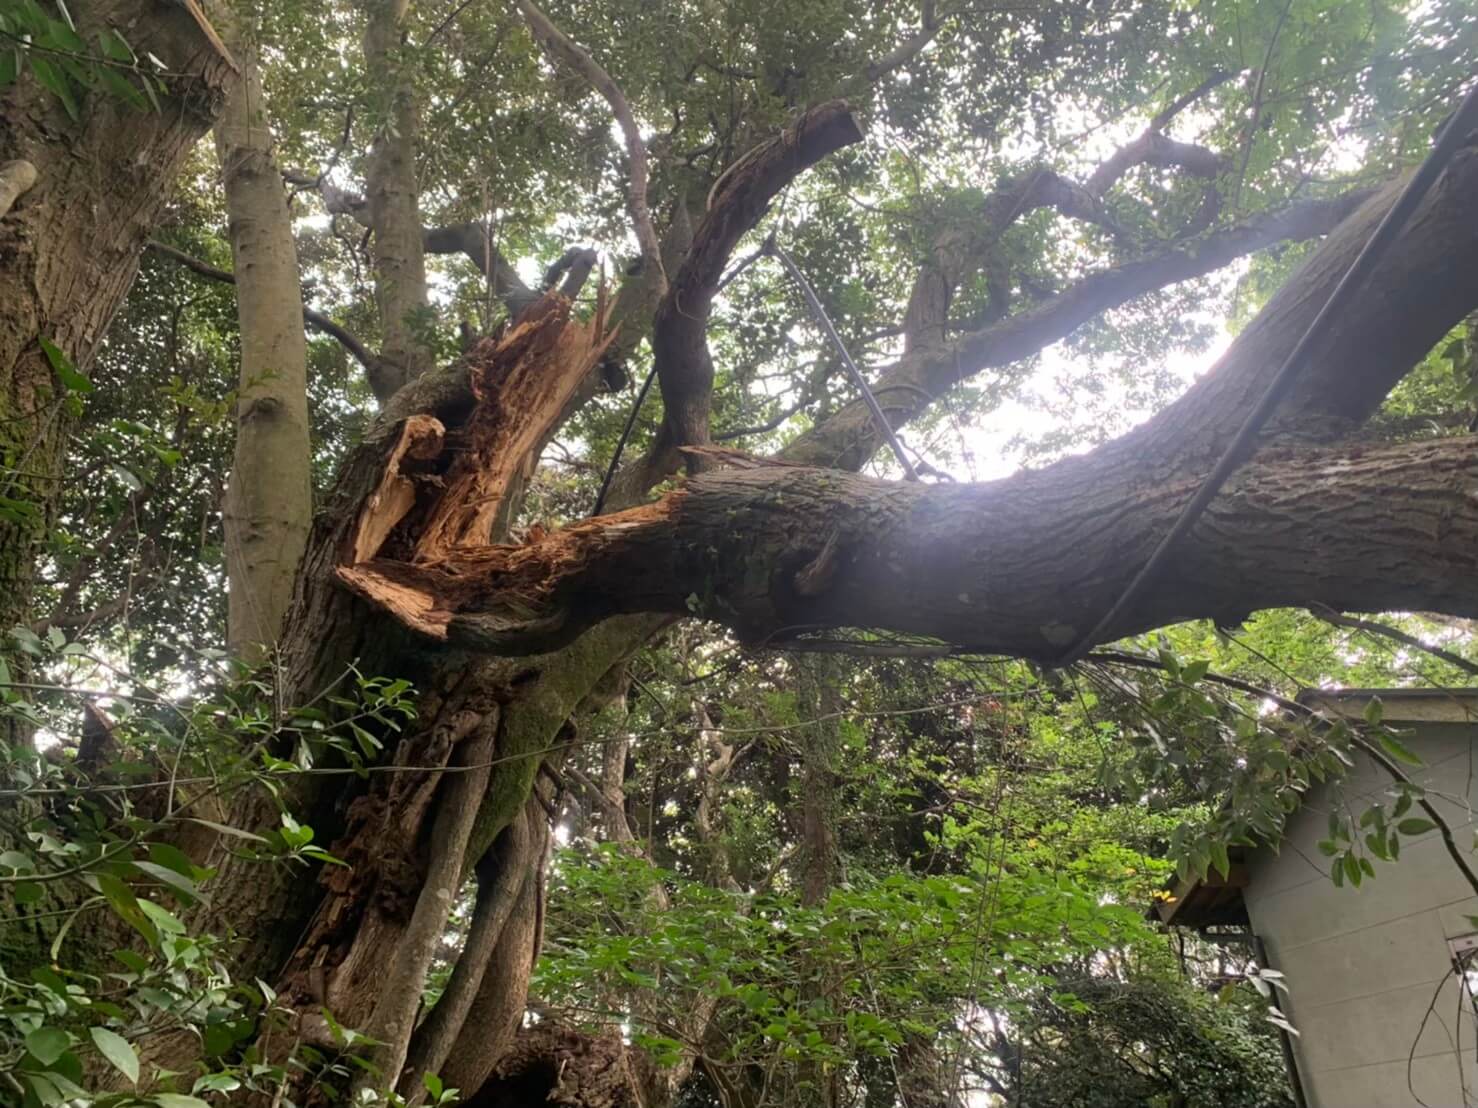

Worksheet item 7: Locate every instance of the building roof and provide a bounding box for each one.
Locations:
[1151,687,1478,929]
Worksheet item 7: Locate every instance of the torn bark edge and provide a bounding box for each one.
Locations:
[333,289,626,647]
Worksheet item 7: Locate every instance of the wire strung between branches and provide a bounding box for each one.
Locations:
[590,362,657,516]
[1055,78,1478,668]
[763,233,919,480]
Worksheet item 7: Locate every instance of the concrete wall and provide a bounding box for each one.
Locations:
[1245,721,1478,1107]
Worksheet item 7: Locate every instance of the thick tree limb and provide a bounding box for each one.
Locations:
[787,181,1396,470]
[337,435,1478,660]
[362,0,434,399]
[516,0,666,292]
[335,145,1478,659]
[144,240,377,370]
[287,172,540,318]
[399,803,535,1101]
[353,722,498,1093]
[620,100,864,496]
[1085,130,1225,198]
[423,221,539,316]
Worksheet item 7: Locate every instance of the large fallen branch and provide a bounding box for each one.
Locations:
[335,435,1478,659]
[331,138,1478,662]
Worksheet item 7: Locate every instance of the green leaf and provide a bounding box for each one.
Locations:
[1378,732,1422,766]
[28,56,79,120]
[1363,697,1384,725]
[133,860,200,903]
[1397,818,1437,837]
[110,463,143,492]
[152,1096,211,1108]
[1208,840,1231,880]
[183,817,267,843]
[1343,853,1362,888]
[147,842,202,878]
[24,1073,63,1107]
[90,1027,139,1085]
[39,336,91,392]
[96,65,146,110]
[97,873,158,947]
[138,898,186,935]
[0,48,18,88]
[26,1026,71,1066]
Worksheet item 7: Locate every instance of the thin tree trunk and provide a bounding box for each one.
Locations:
[362,0,433,402]
[211,10,313,659]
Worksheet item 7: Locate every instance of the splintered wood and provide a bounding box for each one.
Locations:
[336,290,619,639]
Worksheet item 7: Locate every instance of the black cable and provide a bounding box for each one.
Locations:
[590,362,658,516]
[1056,78,1478,667]
[766,235,919,480]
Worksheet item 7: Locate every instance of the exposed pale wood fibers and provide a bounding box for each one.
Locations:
[336,289,620,634]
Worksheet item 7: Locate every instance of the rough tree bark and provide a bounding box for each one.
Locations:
[211,8,313,658]
[0,1,233,741]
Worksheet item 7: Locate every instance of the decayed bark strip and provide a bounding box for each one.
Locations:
[0,160,37,219]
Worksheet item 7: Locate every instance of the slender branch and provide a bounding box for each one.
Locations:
[515,0,666,293]
[1349,733,1478,899]
[1150,70,1235,132]
[767,236,918,479]
[1310,607,1478,678]
[1232,0,1295,211]
[144,240,377,369]
[864,0,942,83]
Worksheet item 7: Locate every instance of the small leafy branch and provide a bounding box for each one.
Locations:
[0,639,418,1105]
[0,0,168,119]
